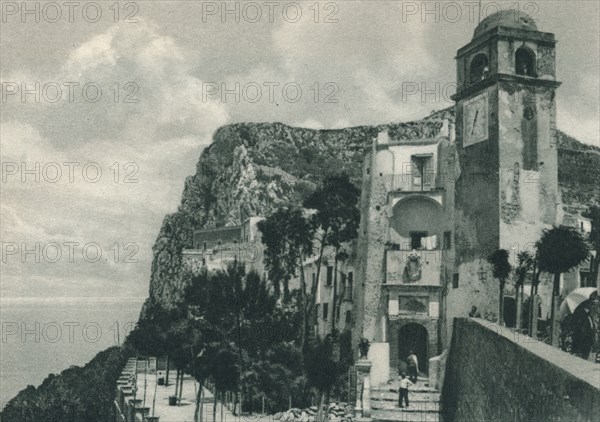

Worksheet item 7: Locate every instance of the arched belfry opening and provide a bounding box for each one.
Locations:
[516,47,537,77]
[469,53,489,83]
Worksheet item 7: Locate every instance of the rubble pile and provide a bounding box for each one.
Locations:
[273,403,354,422]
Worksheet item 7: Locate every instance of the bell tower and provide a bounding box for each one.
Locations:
[448,11,562,324]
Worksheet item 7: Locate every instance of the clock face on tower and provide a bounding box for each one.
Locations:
[463,93,488,147]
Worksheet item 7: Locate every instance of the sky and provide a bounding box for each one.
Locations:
[1,0,599,299]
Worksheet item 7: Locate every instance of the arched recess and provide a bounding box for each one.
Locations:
[516,46,537,77]
[470,53,489,83]
[390,196,443,249]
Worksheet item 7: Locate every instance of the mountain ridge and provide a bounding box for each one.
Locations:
[147,109,599,310]
[2,110,598,422]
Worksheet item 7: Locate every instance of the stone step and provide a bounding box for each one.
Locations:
[373,386,438,394]
[372,409,442,422]
[385,378,430,387]
[372,400,440,412]
[371,391,440,403]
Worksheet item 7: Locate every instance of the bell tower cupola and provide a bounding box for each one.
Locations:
[454,10,559,98]
[452,10,562,271]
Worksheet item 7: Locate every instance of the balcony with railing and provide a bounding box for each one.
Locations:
[182,241,263,273]
[387,171,436,192]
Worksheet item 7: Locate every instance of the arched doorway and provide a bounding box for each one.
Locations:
[398,323,429,375]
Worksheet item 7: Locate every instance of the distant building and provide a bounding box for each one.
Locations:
[183,217,358,336]
[562,213,596,293]
[291,241,357,336]
[182,216,265,275]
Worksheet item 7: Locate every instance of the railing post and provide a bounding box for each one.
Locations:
[354,359,372,418]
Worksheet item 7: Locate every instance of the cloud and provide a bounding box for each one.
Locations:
[1,20,229,298]
[1,2,598,300]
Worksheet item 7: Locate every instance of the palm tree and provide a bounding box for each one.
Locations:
[537,226,590,347]
[527,250,543,339]
[514,251,534,331]
[488,249,512,326]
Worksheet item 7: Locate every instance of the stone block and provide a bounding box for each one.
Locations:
[368,342,390,386]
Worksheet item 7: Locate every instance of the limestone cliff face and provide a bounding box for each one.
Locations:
[144,113,449,311]
[144,109,598,311]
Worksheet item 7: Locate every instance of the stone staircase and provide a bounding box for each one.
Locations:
[371,376,442,422]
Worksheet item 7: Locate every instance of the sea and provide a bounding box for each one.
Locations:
[0,297,145,410]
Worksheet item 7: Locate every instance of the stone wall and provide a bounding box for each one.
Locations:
[442,318,600,422]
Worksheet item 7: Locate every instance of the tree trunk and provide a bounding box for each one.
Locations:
[323,391,330,422]
[175,369,180,398]
[529,264,540,339]
[531,284,539,340]
[166,356,170,385]
[178,369,185,403]
[213,389,218,422]
[300,264,307,350]
[550,272,561,347]
[498,280,504,326]
[594,271,600,355]
[316,391,325,422]
[194,380,204,422]
[306,239,327,338]
[331,247,339,334]
[591,291,600,356]
[220,391,224,422]
[516,284,523,331]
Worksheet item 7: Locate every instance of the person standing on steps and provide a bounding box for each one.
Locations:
[398,372,413,408]
[407,351,418,384]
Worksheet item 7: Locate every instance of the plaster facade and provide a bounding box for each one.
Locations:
[354,11,562,385]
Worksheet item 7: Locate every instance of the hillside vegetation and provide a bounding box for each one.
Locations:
[2,109,597,421]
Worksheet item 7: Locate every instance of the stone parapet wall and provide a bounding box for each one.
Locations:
[441,318,600,422]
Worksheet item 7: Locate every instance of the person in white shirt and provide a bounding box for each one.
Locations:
[397,373,413,408]
[407,351,419,383]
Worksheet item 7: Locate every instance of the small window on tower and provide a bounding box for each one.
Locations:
[323,303,329,320]
[345,310,352,325]
[326,266,334,286]
[443,231,452,249]
[347,272,354,301]
[516,47,536,77]
[469,53,489,83]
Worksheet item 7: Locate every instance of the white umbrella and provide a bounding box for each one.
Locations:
[559,287,597,320]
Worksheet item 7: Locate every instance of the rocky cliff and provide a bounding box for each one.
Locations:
[145,108,599,311]
[3,111,597,422]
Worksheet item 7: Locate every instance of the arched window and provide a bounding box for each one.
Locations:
[469,54,489,83]
[516,47,536,77]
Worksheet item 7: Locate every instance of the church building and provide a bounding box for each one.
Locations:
[353,10,562,385]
